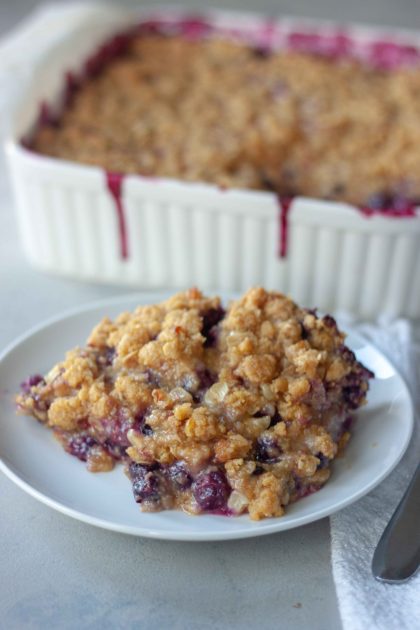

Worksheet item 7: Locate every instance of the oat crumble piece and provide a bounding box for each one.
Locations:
[16,288,373,519]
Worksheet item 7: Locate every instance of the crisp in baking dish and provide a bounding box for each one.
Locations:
[5,6,420,318]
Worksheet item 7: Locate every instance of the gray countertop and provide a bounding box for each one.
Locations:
[1,2,419,629]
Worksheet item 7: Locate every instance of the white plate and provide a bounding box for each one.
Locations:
[0,293,414,541]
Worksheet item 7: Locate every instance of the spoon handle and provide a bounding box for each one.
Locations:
[372,462,420,583]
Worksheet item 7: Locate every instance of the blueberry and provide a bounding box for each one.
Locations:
[103,442,126,459]
[128,463,160,502]
[252,46,272,59]
[193,368,217,401]
[97,346,115,367]
[201,307,225,347]
[67,434,97,462]
[193,469,230,511]
[316,452,330,469]
[269,411,282,427]
[339,346,356,363]
[166,462,192,489]
[20,374,44,394]
[366,192,393,210]
[322,315,337,328]
[341,364,373,409]
[100,410,132,449]
[144,369,161,387]
[300,322,309,340]
[343,385,364,409]
[255,435,282,463]
[133,411,153,436]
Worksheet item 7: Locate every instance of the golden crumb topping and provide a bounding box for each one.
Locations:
[16,288,373,519]
[32,33,420,205]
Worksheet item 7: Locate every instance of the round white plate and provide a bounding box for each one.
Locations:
[0,293,414,541]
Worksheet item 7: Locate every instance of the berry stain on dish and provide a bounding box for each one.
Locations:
[16,288,373,521]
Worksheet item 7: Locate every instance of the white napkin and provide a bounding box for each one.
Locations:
[331,319,420,630]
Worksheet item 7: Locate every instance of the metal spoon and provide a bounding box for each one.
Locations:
[372,462,420,583]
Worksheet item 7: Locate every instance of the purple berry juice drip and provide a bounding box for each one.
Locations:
[84,33,132,78]
[105,171,129,260]
[278,196,293,258]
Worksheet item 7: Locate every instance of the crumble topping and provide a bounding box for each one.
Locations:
[16,288,373,519]
[31,32,420,206]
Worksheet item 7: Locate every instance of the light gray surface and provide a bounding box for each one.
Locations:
[1,1,419,629]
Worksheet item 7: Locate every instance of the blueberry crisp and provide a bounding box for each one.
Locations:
[31,30,420,208]
[16,288,373,519]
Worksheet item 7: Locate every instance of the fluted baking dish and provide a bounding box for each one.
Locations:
[5,5,420,319]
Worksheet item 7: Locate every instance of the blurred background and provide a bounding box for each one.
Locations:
[2,0,420,36]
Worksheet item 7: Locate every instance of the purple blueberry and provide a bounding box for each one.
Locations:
[166,462,192,489]
[316,453,330,470]
[133,411,153,436]
[144,369,161,387]
[339,346,356,363]
[97,346,116,367]
[103,442,126,459]
[99,410,132,449]
[20,374,45,394]
[201,307,225,347]
[193,368,217,401]
[128,463,160,502]
[342,365,373,409]
[67,434,97,462]
[322,315,337,328]
[197,368,216,390]
[300,322,309,340]
[269,411,282,427]
[343,385,364,409]
[366,192,394,210]
[193,469,230,511]
[252,46,272,59]
[255,435,282,463]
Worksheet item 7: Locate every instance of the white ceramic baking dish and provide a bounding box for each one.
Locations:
[5,5,420,319]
